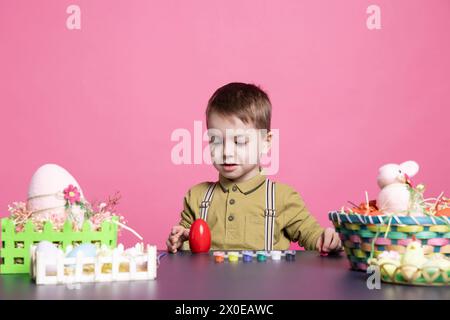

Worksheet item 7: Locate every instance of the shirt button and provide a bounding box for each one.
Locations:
[229,199,235,205]
[232,186,238,192]
[228,215,234,222]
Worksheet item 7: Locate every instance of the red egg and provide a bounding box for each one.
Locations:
[189,219,211,253]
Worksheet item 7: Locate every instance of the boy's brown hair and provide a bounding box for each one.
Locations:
[206,82,272,131]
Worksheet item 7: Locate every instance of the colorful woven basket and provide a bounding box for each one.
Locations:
[329,211,450,271]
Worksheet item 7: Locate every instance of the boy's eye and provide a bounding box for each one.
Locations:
[209,136,223,145]
[234,136,248,145]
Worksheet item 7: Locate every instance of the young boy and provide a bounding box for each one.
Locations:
[167,82,342,254]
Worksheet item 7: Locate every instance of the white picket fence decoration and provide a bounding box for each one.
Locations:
[30,243,157,285]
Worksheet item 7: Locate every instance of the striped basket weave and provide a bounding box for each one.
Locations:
[329,211,450,271]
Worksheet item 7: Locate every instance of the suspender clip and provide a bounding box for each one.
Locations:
[200,200,211,209]
[264,209,276,217]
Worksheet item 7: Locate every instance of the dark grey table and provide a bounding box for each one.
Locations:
[0,251,448,300]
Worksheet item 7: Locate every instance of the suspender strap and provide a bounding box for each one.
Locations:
[199,179,276,251]
[264,179,276,251]
[200,183,216,221]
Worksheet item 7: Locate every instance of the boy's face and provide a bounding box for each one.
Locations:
[207,112,271,182]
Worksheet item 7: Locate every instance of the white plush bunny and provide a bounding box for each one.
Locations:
[376,160,424,216]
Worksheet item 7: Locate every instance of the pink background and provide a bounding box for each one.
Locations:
[1,1,449,249]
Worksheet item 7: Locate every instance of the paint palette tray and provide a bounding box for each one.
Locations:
[212,250,296,263]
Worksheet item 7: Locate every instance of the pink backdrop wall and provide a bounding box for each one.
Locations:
[1,0,449,249]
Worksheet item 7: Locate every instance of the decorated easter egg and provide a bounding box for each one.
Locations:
[36,240,60,254]
[422,254,450,277]
[189,219,211,253]
[27,163,85,225]
[376,251,401,278]
[67,243,97,259]
[35,241,60,274]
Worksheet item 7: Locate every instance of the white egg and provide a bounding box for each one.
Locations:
[422,254,450,273]
[377,258,400,278]
[36,240,59,254]
[35,241,60,274]
[67,243,97,259]
[26,163,85,224]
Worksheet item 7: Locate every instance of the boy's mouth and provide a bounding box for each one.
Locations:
[221,163,238,172]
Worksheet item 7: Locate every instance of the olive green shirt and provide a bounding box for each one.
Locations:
[179,172,324,251]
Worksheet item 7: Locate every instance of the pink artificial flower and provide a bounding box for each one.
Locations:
[63,184,81,205]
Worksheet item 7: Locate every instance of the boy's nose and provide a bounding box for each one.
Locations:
[223,141,235,157]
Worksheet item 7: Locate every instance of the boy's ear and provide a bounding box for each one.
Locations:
[260,131,272,155]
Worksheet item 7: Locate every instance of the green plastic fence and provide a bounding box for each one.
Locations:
[0,217,118,274]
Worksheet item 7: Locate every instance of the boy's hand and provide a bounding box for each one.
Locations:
[166,226,190,254]
[316,227,343,255]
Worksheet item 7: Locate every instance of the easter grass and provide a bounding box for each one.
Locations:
[7,191,125,233]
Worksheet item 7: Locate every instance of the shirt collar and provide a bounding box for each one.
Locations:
[218,171,266,195]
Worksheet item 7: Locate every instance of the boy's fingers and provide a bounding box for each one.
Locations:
[318,229,342,254]
[334,232,343,250]
[171,226,184,236]
[182,228,190,240]
[167,226,189,254]
[166,238,176,248]
[322,229,334,252]
[324,228,336,252]
[168,243,179,253]
[330,232,340,250]
[316,232,324,251]
[166,240,176,253]
[169,234,180,243]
